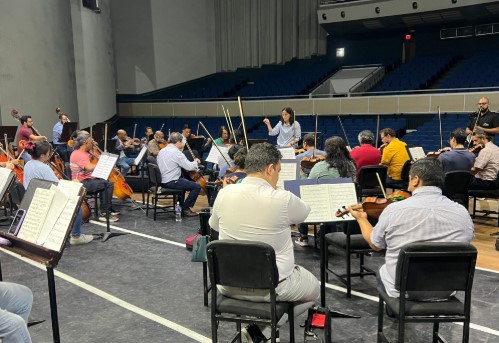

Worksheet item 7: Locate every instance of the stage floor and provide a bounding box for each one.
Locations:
[0,193,497,342]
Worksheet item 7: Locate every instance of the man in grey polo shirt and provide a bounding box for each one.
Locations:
[348,158,474,299]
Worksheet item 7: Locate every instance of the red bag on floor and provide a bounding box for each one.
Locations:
[185,234,201,251]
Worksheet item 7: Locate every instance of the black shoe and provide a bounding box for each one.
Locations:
[183,209,198,217]
[241,324,266,343]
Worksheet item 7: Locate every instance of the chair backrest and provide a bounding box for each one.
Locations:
[146,155,157,166]
[443,170,472,195]
[358,165,388,189]
[400,160,412,182]
[395,242,477,293]
[207,240,279,289]
[147,163,161,187]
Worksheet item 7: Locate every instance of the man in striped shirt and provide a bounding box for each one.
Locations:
[348,158,474,299]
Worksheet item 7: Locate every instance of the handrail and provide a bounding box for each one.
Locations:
[348,66,384,93]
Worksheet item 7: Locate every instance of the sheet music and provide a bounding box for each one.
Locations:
[300,184,333,222]
[91,153,118,179]
[56,179,83,196]
[43,196,79,252]
[0,167,12,196]
[277,162,298,189]
[205,146,230,167]
[299,183,358,222]
[134,146,148,165]
[36,186,68,245]
[408,147,425,161]
[18,188,54,243]
[278,147,296,160]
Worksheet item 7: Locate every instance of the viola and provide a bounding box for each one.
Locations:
[300,155,326,170]
[426,147,451,158]
[468,144,484,156]
[336,190,411,219]
[0,142,24,183]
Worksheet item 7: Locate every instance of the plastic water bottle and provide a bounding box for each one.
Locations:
[175,201,182,222]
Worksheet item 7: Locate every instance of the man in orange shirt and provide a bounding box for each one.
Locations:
[379,128,410,183]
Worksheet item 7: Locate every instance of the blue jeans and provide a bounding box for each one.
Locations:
[71,208,83,237]
[55,144,68,163]
[117,157,136,175]
[163,178,201,210]
[0,282,33,343]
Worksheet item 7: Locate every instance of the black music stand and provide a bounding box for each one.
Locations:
[184,137,204,153]
[59,122,78,142]
[0,178,86,343]
[0,126,19,146]
[248,138,268,147]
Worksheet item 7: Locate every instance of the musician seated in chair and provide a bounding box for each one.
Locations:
[114,129,141,175]
[147,131,165,158]
[16,115,46,163]
[438,128,475,173]
[379,128,410,184]
[158,132,202,217]
[0,282,33,342]
[470,131,499,190]
[209,142,319,341]
[296,133,326,177]
[70,132,120,222]
[181,124,211,161]
[52,112,69,162]
[23,140,93,245]
[350,130,381,177]
[347,158,474,300]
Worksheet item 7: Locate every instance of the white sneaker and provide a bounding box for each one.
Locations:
[99,213,119,222]
[70,234,94,245]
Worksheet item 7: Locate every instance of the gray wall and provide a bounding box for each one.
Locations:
[111,0,217,94]
[0,0,116,137]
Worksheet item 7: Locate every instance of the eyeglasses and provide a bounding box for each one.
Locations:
[478,103,488,105]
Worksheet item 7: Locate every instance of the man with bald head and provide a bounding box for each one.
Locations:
[466,97,499,143]
[114,129,140,175]
[147,131,166,157]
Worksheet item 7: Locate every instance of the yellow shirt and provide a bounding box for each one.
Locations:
[381,138,410,180]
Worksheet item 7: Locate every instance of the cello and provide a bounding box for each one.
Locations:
[184,140,207,192]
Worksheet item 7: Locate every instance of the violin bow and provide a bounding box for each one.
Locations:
[337,116,351,148]
[199,121,231,166]
[104,123,108,153]
[438,106,443,150]
[313,113,318,159]
[222,105,236,142]
[237,96,249,150]
[375,115,380,148]
[375,172,388,198]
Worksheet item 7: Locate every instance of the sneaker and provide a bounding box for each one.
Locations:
[109,208,121,215]
[241,324,266,343]
[99,213,119,222]
[69,234,94,245]
[294,236,309,247]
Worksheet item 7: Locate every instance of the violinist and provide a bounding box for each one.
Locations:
[466,97,499,142]
[379,128,410,184]
[218,144,243,178]
[347,158,474,299]
[23,140,93,245]
[295,136,356,246]
[114,129,141,175]
[143,127,154,144]
[157,132,201,217]
[437,128,475,173]
[147,131,165,158]
[470,131,499,190]
[70,132,120,222]
[16,115,46,162]
[350,130,381,176]
[263,107,301,147]
[296,133,326,161]
[53,112,69,162]
[222,147,247,187]
[213,126,230,146]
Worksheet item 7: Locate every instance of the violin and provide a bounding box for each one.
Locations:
[295,148,306,155]
[0,143,23,183]
[300,154,326,170]
[426,147,451,158]
[336,190,411,219]
[468,143,484,156]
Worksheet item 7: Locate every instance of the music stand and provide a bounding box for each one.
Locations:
[0,126,19,146]
[91,122,106,144]
[184,137,204,153]
[59,122,78,142]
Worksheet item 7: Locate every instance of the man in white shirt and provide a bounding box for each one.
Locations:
[209,142,319,341]
[157,132,201,217]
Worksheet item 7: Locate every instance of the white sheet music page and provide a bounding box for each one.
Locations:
[0,167,13,198]
[134,146,148,165]
[326,183,358,221]
[205,146,230,168]
[36,186,68,245]
[277,162,298,189]
[91,153,118,179]
[408,147,425,161]
[278,147,296,160]
[17,188,54,243]
[56,179,83,196]
[43,196,79,252]
[300,184,333,222]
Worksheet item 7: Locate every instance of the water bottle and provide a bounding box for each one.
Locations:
[175,201,182,222]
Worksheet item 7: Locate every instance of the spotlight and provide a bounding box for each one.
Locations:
[322,13,327,20]
[451,0,457,3]
[341,11,346,18]
[412,2,418,9]
[375,7,381,14]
